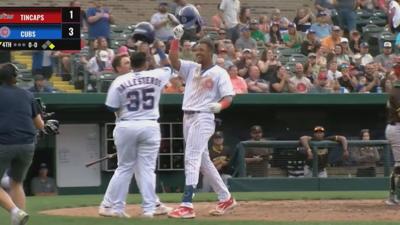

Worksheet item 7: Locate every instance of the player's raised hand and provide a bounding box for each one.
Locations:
[173,25,184,40]
[208,102,222,113]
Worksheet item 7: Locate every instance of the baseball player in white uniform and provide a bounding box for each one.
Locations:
[98,51,172,218]
[167,25,237,219]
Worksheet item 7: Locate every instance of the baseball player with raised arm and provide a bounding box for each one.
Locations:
[167,25,237,219]
[98,49,173,218]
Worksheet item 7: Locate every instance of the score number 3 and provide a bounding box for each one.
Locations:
[68,27,74,36]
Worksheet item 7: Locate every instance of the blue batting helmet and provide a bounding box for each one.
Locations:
[132,22,155,44]
[178,5,202,32]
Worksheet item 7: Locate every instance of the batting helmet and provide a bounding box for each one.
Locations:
[178,5,202,33]
[132,22,155,44]
[43,120,60,135]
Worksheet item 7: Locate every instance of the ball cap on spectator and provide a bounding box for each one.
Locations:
[384,41,392,48]
[339,63,350,71]
[340,37,349,43]
[250,125,263,133]
[360,42,369,48]
[308,52,317,58]
[34,74,45,81]
[307,29,316,34]
[314,126,325,132]
[288,22,296,28]
[250,19,259,24]
[159,2,168,6]
[39,163,48,169]
[332,26,341,31]
[242,48,252,53]
[240,26,250,32]
[317,11,327,17]
[98,50,109,62]
[213,131,224,138]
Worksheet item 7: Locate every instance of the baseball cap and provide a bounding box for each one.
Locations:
[332,26,341,31]
[250,19,259,24]
[360,42,369,48]
[384,41,392,48]
[159,2,168,6]
[339,63,350,71]
[39,163,48,169]
[317,11,327,17]
[250,125,263,133]
[340,37,349,43]
[213,131,224,138]
[307,29,316,34]
[240,26,250,32]
[288,22,296,28]
[34,74,45,81]
[98,50,109,62]
[242,48,252,53]
[308,52,317,58]
[314,126,325,132]
[317,71,328,80]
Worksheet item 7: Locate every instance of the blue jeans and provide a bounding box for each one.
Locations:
[227,25,240,44]
[337,9,356,32]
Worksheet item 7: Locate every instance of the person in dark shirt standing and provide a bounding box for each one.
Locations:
[201,131,234,192]
[300,126,349,177]
[385,81,400,205]
[0,63,45,225]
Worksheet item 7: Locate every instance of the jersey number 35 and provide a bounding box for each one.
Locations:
[126,88,155,111]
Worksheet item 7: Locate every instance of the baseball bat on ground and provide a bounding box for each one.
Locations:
[85,153,117,167]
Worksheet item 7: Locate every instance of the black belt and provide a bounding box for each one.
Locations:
[184,111,201,115]
[183,110,211,115]
[120,118,157,121]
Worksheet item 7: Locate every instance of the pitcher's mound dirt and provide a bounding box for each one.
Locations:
[40,200,400,221]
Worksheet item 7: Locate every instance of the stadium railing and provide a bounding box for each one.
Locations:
[233,140,391,177]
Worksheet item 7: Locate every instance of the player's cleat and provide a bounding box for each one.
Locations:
[141,212,154,218]
[168,206,196,219]
[385,195,400,206]
[98,207,131,218]
[209,197,237,216]
[154,204,173,215]
[11,209,29,225]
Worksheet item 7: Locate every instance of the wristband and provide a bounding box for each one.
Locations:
[219,98,231,110]
[170,39,179,53]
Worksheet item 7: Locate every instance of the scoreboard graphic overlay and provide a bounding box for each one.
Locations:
[0,7,81,50]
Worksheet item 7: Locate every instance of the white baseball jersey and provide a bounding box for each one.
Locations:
[178,60,235,111]
[106,67,173,121]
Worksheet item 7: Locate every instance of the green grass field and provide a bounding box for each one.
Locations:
[0,191,398,225]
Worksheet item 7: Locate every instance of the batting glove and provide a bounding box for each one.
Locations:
[173,24,184,40]
[208,102,222,113]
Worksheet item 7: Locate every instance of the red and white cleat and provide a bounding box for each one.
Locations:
[168,206,196,219]
[209,197,237,216]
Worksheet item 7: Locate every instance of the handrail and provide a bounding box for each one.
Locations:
[234,140,391,178]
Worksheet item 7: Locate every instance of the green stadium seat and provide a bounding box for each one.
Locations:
[288,53,307,64]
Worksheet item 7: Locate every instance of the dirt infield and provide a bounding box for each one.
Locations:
[40,200,400,221]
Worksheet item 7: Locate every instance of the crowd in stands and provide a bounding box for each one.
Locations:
[11,0,400,94]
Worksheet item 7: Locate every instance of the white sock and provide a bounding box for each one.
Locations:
[11,207,20,215]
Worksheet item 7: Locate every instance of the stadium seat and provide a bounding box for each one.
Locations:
[288,53,307,64]
[97,72,117,93]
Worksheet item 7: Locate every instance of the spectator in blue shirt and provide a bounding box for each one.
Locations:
[310,12,332,39]
[28,75,54,93]
[86,1,114,46]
